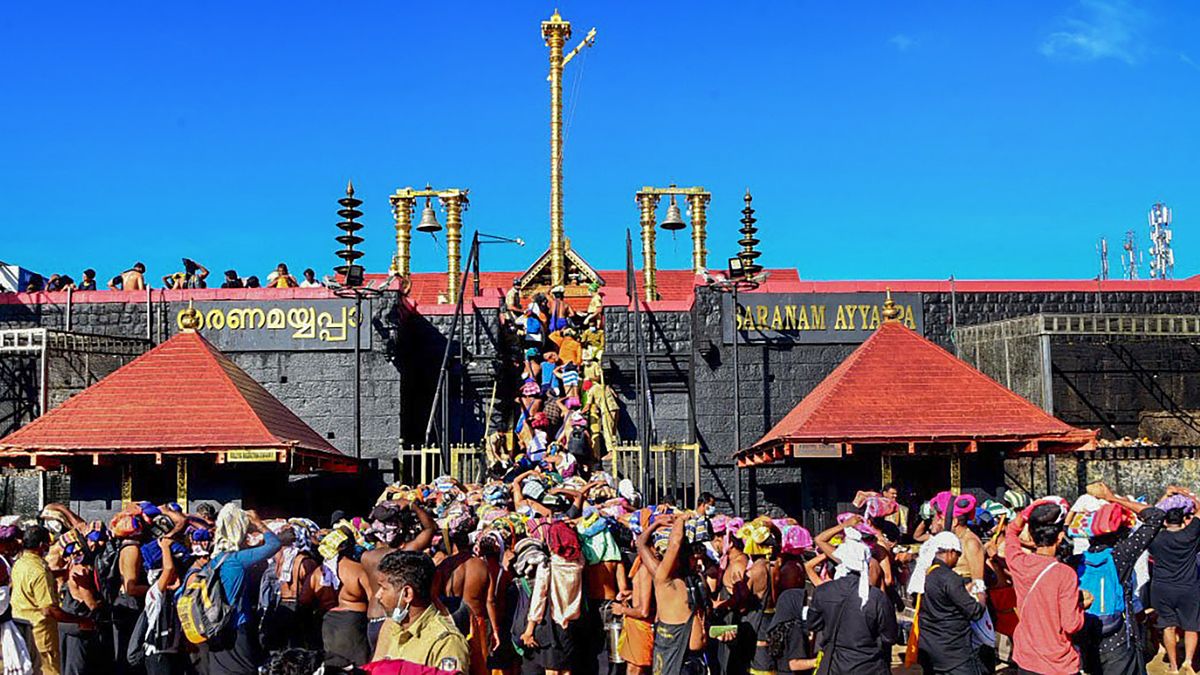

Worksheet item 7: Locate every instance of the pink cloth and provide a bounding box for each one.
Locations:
[1004,521,1084,675]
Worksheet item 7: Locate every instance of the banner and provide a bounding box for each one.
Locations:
[174,299,370,351]
[721,292,923,344]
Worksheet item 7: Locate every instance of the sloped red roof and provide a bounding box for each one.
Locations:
[398,267,804,313]
[742,320,1095,465]
[0,331,353,469]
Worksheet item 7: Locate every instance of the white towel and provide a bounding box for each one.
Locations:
[0,621,32,675]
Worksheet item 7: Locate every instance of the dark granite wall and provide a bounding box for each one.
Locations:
[5,286,1200,520]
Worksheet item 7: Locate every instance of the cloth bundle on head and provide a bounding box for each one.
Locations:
[736,518,775,556]
[577,512,621,564]
[0,515,20,542]
[1003,490,1030,511]
[686,516,713,545]
[475,530,507,558]
[778,523,814,555]
[1157,493,1197,514]
[213,503,249,554]
[521,381,541,397]
[513,538,549,578]
[1065,503,1127,539]
[863,495,898,520]
[618,479,640,507]
[482,484,508,506]
[1022,496,1070,524]
[833,539,872,607]
[981,499,1013,522]
[625,505,675,536]
[836,512,876,535]
[442,503,479,541]
[651,528,673,554]
[907,531,962,596]
[930,491,978,520]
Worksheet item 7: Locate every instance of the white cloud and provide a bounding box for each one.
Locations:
[1040,0,1146,64]
[889,34,917,52]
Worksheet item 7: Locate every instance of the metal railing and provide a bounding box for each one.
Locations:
[394,440,702,506]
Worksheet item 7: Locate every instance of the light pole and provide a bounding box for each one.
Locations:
[703,188,767,517]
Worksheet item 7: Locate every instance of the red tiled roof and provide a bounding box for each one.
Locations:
[0,331,352,469]
[742,320,1095,465]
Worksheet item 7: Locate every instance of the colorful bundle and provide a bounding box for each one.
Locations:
[1065,503,1127,539]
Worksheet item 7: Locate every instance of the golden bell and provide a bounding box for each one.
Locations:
[661,195,686,231]
[416,197,441,233]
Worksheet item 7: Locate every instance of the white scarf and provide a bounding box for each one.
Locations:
[833,540,872,607]
[0,559,31,675]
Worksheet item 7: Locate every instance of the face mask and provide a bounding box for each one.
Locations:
[391,588,412,624]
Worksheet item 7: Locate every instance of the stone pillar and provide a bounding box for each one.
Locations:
[443,194,464,301]
[688,193,710,273]
[638,193,659,302]
[390,195,415,277]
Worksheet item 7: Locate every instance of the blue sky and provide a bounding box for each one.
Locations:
[2,1,1197,281]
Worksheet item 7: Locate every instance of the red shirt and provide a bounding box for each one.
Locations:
[1005,521,1084,675]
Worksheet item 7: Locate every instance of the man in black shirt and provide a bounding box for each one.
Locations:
[917,531,985,675]
[809,539,896,675]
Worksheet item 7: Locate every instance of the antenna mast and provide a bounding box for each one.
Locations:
[1097,237,1109,281]
[1121,230,1140,280]
[1148,202,1175,280]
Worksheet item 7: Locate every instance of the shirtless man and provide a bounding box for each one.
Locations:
[710,533,750,674]
[320,528,373,668]
[638,513,708,675]
[262,526,323,651]
[434,505,496,675]
[613,529,656,675]
[578,509,629,674]
[361,498,435,652]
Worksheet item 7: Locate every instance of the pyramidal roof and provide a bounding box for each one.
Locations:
[0,331,348,465]
[742,320,1096,464]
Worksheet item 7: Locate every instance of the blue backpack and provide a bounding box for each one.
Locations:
[1077,549,1126,629]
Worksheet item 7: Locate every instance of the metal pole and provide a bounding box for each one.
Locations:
[354,294,363,460]
[733,282,742,517]
[65,286,73,331]
[145,288,152,342]
[424,235,479,467]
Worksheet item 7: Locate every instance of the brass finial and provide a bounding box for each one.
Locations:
[179,300,201,332]
[346,180,355,197]
[550,8,562,21]
[882,288,901,322]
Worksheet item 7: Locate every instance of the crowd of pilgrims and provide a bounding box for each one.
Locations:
[6,289,1200,675]
[2,477,1200,675]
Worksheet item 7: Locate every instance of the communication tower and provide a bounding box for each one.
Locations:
[1097,238,1109,281]
[1122,230,1140,280]
[1148,203,1175,280]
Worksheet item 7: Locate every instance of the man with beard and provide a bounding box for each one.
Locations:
[361,497,436,652]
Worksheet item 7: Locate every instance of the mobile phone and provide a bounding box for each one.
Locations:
[708,625,738,639]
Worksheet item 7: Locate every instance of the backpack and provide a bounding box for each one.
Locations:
[1077,548,1126,634]
[94,539,139,606]
[177,557,234,644]
[545,520,582,562]
[567,427,588,458]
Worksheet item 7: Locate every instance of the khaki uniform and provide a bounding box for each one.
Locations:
[11,552,60,675]
[373,605,471,673]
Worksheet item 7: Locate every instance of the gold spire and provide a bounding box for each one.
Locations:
[346,179,355,197]
[179,300,201,333]
[882,288,901,322]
